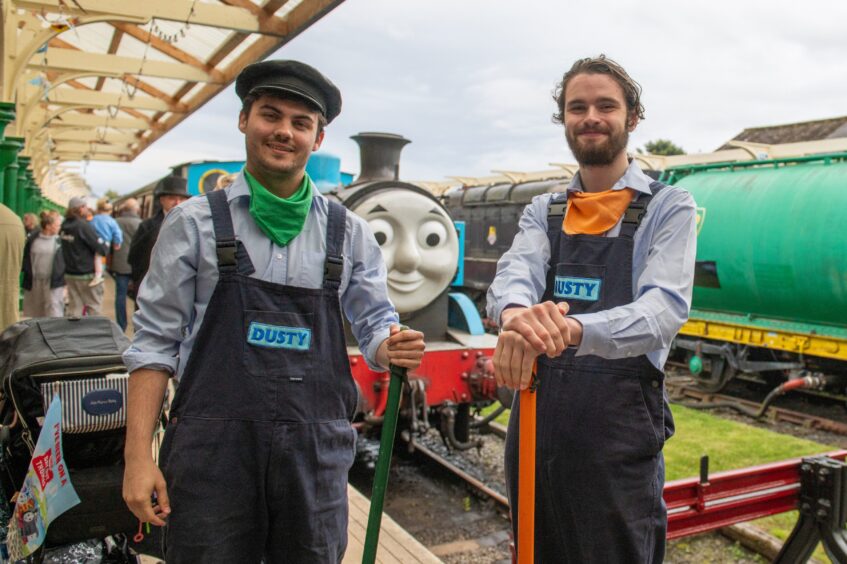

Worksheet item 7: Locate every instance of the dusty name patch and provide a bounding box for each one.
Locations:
[554,276,601,301]
[247,322,311,350]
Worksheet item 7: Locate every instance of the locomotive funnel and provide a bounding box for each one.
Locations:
[351,132,411,183]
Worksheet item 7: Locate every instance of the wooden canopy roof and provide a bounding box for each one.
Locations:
[1,0,344,203]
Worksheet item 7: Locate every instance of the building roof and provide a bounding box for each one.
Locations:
[1,0,345,205]
[718,115,847,150]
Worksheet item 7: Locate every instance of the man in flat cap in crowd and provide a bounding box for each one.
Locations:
[127,175,191,297]
[123,60,425,562]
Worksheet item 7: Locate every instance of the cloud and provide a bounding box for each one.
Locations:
[80,0,847,194]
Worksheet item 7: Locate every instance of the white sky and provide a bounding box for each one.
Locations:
[80,0,847,195]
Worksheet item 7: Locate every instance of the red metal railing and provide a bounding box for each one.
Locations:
[665,450,847,539]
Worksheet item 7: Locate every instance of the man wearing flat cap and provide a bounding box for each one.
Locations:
[123,60,425,562]
[127,175,191,296]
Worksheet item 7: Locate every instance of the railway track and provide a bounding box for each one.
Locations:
[664,359,847,437]
[398,428,510,508]
[412,379,847,513]
[666,380,847,434]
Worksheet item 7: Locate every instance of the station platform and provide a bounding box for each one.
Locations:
[345,485,442,563]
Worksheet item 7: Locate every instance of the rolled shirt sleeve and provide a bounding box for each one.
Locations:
[123,207,200,375]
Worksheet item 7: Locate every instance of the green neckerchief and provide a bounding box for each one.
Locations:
[245,170,314,247]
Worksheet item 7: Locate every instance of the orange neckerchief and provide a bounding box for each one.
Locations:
[563,188,636,235]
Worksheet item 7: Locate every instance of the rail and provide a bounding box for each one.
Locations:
[665,450,847,539]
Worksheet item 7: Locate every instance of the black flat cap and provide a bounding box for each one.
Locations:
[154,175,190,198]
[235,60,342,124]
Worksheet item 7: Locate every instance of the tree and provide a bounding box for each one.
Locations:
[103,189,121,202]
[639,139,685,156]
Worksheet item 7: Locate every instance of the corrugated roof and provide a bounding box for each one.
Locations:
[1,0,345,205]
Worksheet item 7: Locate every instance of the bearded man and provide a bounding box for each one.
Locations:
[488,55,697,563]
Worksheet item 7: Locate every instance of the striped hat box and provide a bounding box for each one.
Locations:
[39,373,129,434]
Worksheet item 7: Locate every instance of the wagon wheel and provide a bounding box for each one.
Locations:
[693,355,736,393]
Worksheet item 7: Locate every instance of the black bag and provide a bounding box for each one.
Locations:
[0,317,137,547]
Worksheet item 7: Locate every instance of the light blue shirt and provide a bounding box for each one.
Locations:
[486,160,697,370]
[124,172,399,380]
[89,214,123,247]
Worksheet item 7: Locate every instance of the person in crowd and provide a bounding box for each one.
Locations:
[214,172,238,191]
[22,213,39,240]
[122,60,425,562]
[0,203,25,331]
[89,198,123,287]
[127,176,190,295]
[59,197,107,316]
[488,55,697,563]
[112,198,141,331]
[22,211,65,318]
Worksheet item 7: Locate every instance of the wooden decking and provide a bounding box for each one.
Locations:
[345,485,442,564]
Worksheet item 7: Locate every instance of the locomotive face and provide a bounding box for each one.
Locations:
[351,188,459,313]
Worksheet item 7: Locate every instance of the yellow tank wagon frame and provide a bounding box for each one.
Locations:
[681,311,847,362]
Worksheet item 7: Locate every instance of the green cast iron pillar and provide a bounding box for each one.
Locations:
[23,165,36,214]
[0,137,21,206]
[16,155,31,216]
[23,158,35,216]
[0,102,18,207]
[26,176,41,214]
[2,138,23,211]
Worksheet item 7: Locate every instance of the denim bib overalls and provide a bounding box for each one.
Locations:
[159,189,358,563]
[505,183,674,563]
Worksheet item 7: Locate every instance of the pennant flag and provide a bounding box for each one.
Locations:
[6,395,80,559]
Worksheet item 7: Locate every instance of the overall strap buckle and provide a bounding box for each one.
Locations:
[619,197,650,239]
[547,192,569,220]
[323,200,347,291]
[215,240,238,270]
[324,254,343,286]
[622,202,648,225]
[208,187,255,275]
[545,192,569,294]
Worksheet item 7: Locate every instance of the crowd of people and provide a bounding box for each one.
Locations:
[0,178,191,334]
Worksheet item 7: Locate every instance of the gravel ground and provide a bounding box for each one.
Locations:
[667,534,766,563]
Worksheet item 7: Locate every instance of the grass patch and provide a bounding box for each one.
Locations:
[664,405,835,480]
[480,402,838,560]
[667,406,836,563]
[480,403,835,478]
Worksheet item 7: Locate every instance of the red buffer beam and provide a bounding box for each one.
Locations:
[665,450,847,539]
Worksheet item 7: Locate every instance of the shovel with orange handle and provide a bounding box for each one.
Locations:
[517,360,538,564]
